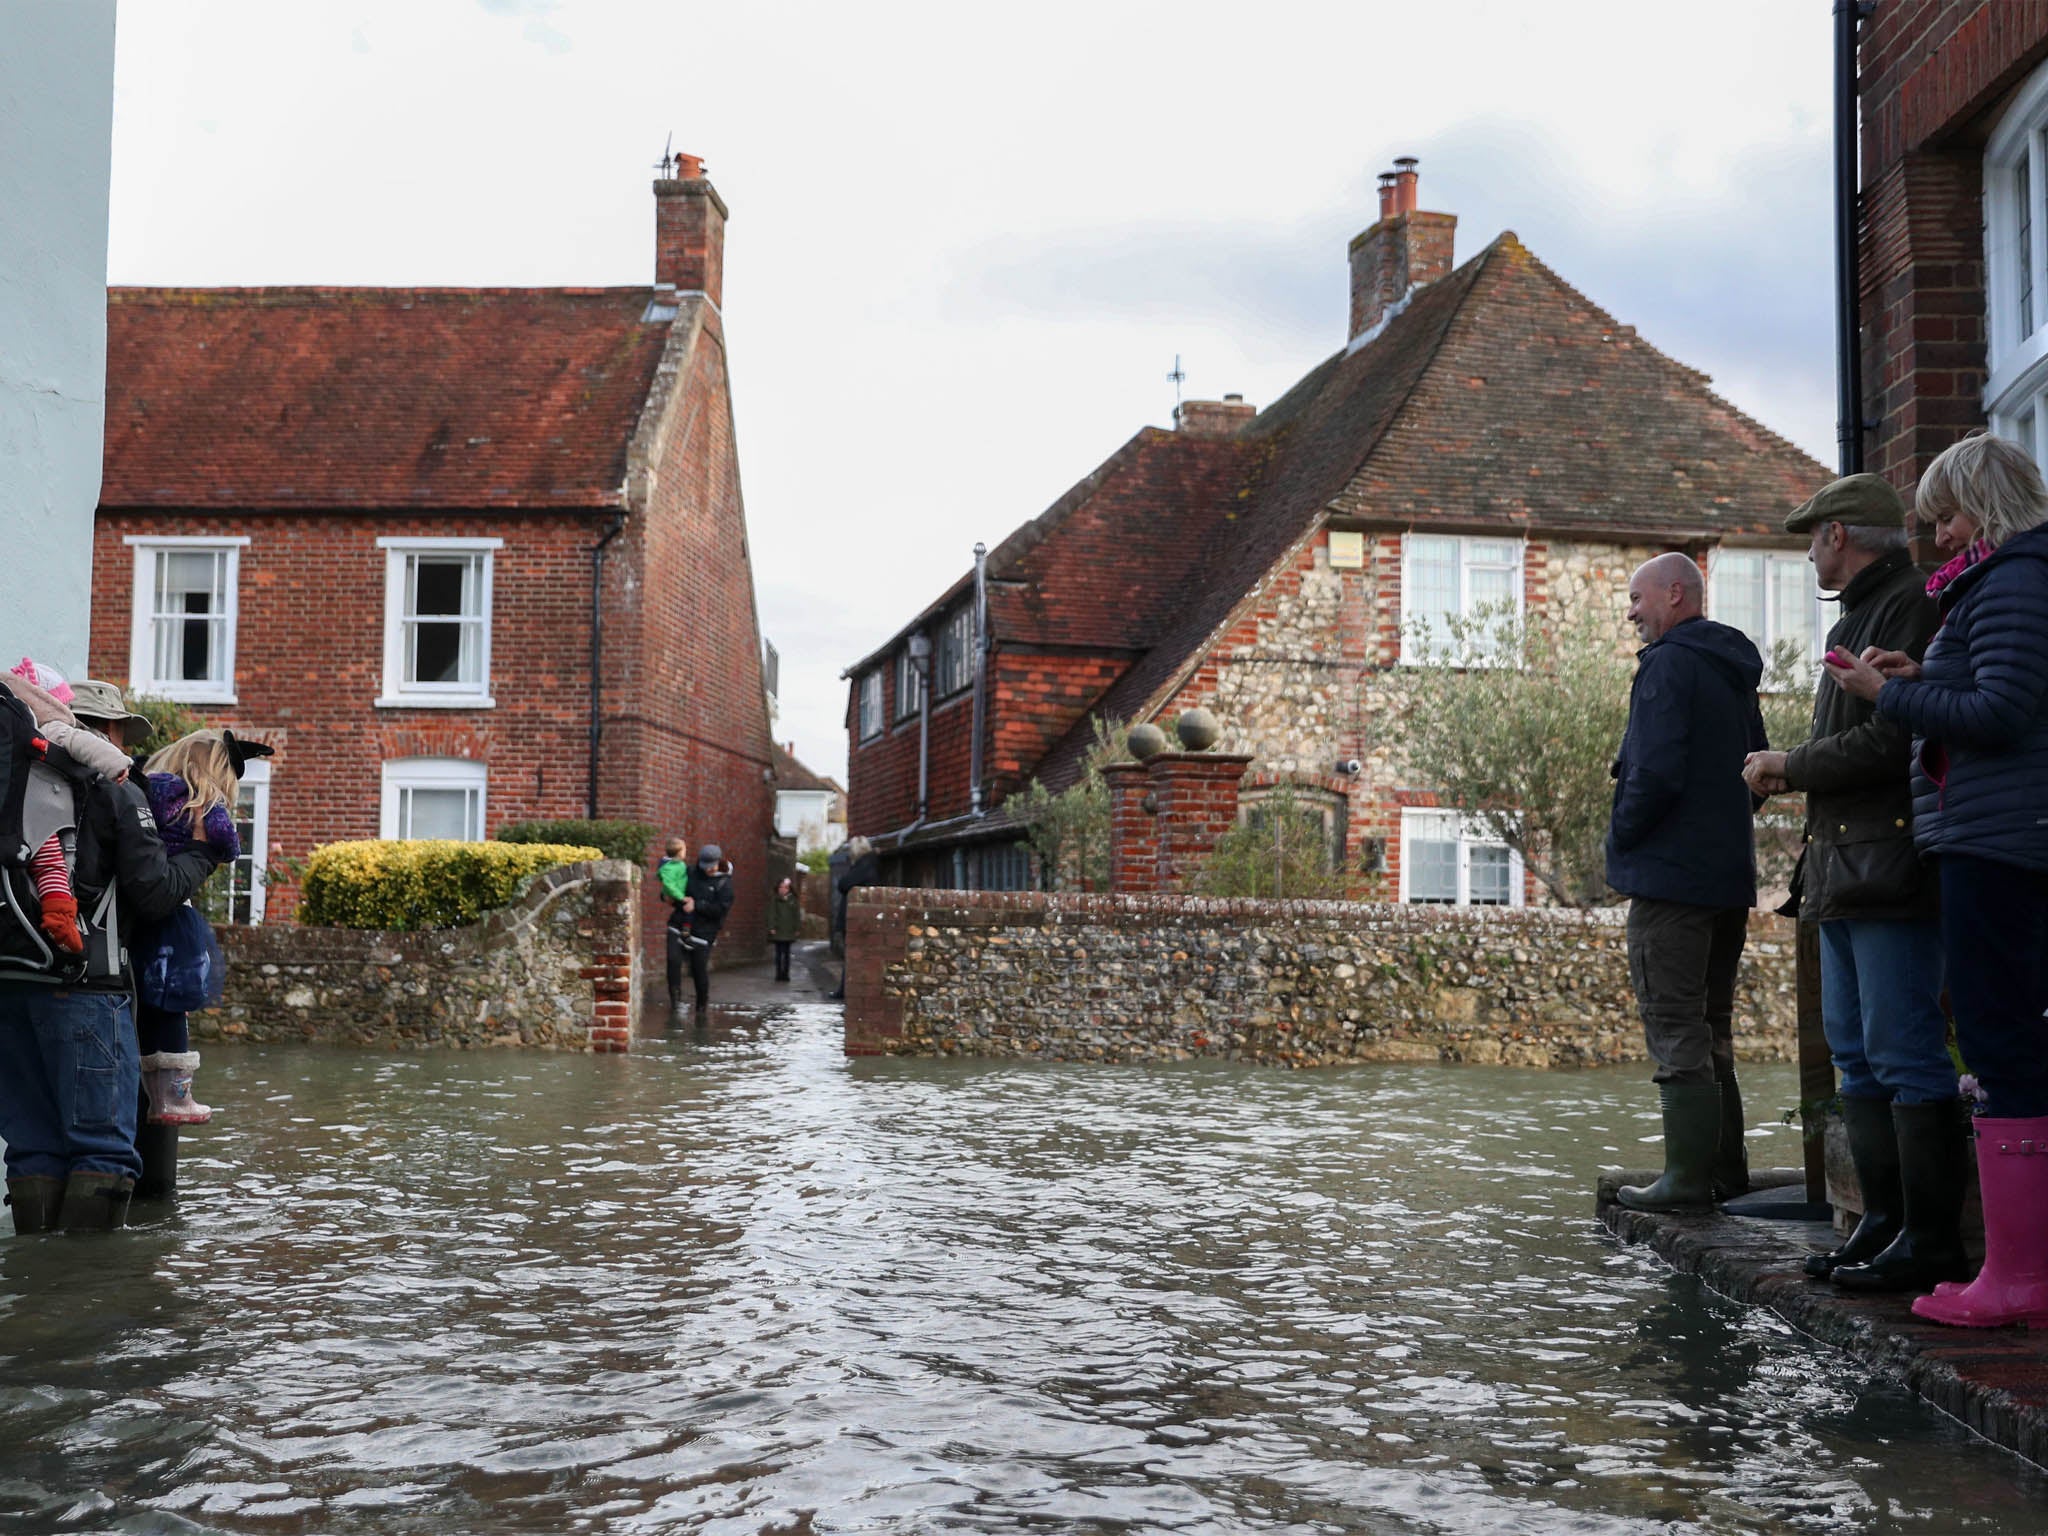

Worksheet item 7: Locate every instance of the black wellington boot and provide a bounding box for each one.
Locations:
[4,1176,65,1235]
[1805,1096,1902,1279]
[56,1171,134,1232]
[1618,1082,1722,1212]
[1714,1067,1753,1200]
[1833,1099,1972,1293]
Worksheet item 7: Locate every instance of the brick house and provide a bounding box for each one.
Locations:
[88,155,778,959]
[843,160,1830,904]
[1854,2,2048,483]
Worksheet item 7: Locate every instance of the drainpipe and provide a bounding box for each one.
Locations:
[969,542,989,816]
[1834,0,1873,475]
[908,630,932,823]
[587,511,626,819]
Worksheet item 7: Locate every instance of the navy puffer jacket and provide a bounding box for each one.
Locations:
[1605,617,1769,909]
[1879,521,2048,873]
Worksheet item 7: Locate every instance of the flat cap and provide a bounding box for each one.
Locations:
[1785,472,1907,533]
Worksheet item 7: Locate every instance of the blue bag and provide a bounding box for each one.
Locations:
[137,903,225,1013]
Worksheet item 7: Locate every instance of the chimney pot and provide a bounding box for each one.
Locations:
[1391,156,1420,216]
[674,153,705,180]
[1376,171,1398,221]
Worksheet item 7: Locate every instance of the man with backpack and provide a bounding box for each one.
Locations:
[0,680,227,1233]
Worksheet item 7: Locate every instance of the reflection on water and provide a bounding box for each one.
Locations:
[0,1002,2041,1534]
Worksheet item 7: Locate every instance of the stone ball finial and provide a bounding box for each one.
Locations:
[1175,707,1220,751]
[1127,722,1168,761]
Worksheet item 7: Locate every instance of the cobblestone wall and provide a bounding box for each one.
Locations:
[844,888,1796,1068]
[201,859,641,1053]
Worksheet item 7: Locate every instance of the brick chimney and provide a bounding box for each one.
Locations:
[654,151,728,307]
[1176,393,1257,437]
[1347,156,1456,346]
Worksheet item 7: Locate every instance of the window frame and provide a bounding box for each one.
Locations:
[933,606,975,699]
[1706,546,1827,683]
[1238,786,1349,872]
[1397,531,1526,667]
[375,536,500,709]
[893,645,924,722]
[1397,807,1525,908]
[124,535,248,705]
[379,756,488,842]
[857,671,884,742]
[222,759,271,924]
[1983,65,2048,457]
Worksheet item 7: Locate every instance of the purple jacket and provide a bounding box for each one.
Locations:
[145,773,241,864]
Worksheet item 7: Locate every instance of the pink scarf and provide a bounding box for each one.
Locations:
[1925,537,1994,600]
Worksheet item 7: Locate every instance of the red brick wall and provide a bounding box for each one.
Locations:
[1858,1,2048,485]
[602,304,776,961]
[89,511,603,919]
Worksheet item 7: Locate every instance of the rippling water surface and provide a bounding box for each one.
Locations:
[1,998,2043,1534]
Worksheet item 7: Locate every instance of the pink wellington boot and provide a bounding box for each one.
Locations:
[141,1052,212,1126]
[1913,1117,2048,1328]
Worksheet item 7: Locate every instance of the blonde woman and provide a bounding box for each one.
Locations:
[1825,432,2048,1327]
[135,729,273,1125]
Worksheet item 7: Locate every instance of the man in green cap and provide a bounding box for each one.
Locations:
[1742,473,1963,1293]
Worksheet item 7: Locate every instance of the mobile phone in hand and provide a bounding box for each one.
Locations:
[1825,647,1854,667]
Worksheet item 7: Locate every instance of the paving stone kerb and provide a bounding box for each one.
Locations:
[844,888,1797,1067]
[1599,1179,2048,1471]
[200,859,642,1053]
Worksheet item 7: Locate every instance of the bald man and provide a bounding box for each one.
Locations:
[1608,551,1770,1212]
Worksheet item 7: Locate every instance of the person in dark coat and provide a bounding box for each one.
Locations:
[679,845,735,1012]
[1825,433,2048,1329]
[1606,552,1769,1213]
[826,836,879,1002]
[0,681,227,1232]
[767,876,802,982]
[1743,473,1958,1293]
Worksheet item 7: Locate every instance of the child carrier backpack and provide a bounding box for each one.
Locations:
[0,690,116,980]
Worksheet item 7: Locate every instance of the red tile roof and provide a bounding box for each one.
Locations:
[101,287,673,509]
[864,229,1832,803]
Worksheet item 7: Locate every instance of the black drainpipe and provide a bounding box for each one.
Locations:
[1834,0,1874,475]
[587,511,626,818]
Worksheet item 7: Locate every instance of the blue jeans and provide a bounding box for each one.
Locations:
[0,985,143,1181]
[1940,854,2048,1117]
[1819,917,1954,1104]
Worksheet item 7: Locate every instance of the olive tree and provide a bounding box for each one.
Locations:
[1010,718,1128,892]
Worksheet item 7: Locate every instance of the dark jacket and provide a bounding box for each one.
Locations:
[1782,549,1938,922]
[1606,616,1769,909]
[1880,521,2048,874]
[768,888,803,941]
[837,851,880,903]
[0,765,220,990]
[683,862,735,944]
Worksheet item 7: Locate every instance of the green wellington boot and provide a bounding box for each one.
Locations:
[1714,1066,1753,1200]
[55,1171,134,1232]
[1618,1082,1723,1212]
[4,1176,65,1235]
[1804,1096,1903,1279]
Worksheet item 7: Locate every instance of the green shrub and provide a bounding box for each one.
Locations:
[124,693,212,757]
[799,846,832,875]
[299,839,602,931]
[495,818,659,863]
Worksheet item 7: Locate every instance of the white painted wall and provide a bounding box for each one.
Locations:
[775,788,843,855]
[1,2,118,677]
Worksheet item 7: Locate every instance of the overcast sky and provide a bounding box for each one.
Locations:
[108,0,1839,784]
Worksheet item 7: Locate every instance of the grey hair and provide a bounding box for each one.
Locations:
[846,835,873,859]
[1843,524,1910,556]
[1917,432,2048,548]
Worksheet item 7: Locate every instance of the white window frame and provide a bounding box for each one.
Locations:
[1707,547,1827,684]
[1397,808,1525,908]
[1985,63,2048,452]
[893,646,923,721]
[934,605,975,698]
[375,536,499,709]
[224,759,271,924]
[380,757,488,842]
[857,671,884,741]
[1398,532,1525,666]
[124,536,248,705]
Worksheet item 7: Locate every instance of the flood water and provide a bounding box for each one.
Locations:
[2,999,2044,1535]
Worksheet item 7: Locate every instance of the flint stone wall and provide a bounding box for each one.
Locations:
[844,888,1796,1067]
[200,859,641,1052]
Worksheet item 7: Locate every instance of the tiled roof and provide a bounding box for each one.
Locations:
[773,743,837,793]
[984,231,1831,797]
[101,287,673,509]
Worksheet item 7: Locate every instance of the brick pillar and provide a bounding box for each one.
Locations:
[1145,752,1254,890]
[844,890,912,1055]
[585,860,641,1054]
[1103,761,1158,894]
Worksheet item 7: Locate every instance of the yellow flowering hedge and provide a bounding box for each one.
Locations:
[298,840,603,932]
